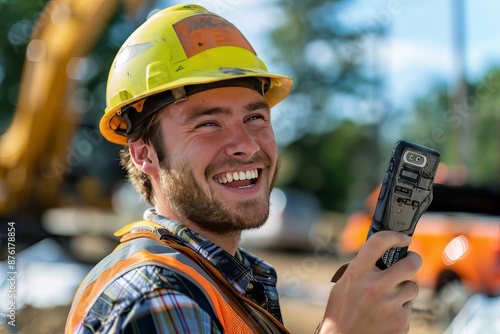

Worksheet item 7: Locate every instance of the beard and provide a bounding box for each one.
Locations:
[158,157,280,235]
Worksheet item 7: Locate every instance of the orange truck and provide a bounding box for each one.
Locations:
[340,183,500,318]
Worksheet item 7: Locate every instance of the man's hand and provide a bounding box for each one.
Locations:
[317,231,422,334]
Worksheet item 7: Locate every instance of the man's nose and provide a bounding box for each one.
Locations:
[224,124,260,158]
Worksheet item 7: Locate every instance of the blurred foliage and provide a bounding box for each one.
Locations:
[0,1,155,200]
[269,0,387,212]
[269,0,500,212]
[1,0,498,216]
[277,120,380,212]
[0,1,150,130]
[0,0,387,214]
[401,68,500,186]
[0,0,50,131]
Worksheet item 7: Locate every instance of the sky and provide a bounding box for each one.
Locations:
[359,0,500,108]
[165,0,500,111]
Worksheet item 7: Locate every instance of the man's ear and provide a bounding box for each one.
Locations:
[129,139,160,176]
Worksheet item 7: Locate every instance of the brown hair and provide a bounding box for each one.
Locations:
[119,108,167,205]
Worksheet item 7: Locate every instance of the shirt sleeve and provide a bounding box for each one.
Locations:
[116,288,224,334]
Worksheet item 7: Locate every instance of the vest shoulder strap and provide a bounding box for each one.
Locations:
[118,220,291,334]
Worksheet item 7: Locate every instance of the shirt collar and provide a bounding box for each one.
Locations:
[143,208,272,308]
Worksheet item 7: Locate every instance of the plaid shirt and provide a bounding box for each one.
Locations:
[78,209,283,333]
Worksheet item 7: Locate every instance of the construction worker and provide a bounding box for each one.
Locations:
[66,4,421,333]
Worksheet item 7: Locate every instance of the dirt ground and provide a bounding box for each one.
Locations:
[258,251,445,334]
[0,251,446,334]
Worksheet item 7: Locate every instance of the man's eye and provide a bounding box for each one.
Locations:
[197,121,217,128]
[247,115,265,122]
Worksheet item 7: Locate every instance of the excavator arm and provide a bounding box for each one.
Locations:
[0,0,121,215]
[0,0,152,216]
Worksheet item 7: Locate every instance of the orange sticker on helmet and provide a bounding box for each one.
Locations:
[173,14,256,58]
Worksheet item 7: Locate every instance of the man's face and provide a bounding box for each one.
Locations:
[157,86,279,235]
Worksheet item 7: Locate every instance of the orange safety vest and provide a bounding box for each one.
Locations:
[66,220,290,334]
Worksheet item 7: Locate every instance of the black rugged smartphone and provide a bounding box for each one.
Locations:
[367,140,440,269]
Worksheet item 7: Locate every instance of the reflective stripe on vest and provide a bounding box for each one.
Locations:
[65,224,289,333]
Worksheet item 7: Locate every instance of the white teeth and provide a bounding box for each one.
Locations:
[215,169,259,184]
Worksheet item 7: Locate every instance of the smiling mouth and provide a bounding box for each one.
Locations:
[213,168,260,189]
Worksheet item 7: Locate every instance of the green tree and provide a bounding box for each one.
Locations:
[269,0,388,212]
[0,1,152,204]
[401,68,500,185]
[277,120,381,212]
[0,0,51,130]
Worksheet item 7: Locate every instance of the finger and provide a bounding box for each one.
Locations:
[385,251,422,285]
[397,280,420,306]
[401,300,413,329]
[350,231,411,273]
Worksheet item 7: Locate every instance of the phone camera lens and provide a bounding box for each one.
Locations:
[409,155,414,160]
[416,156,420,162]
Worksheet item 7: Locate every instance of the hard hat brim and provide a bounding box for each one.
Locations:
[99,71,293,145]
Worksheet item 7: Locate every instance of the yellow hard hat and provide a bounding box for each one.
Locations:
[100,4,293,145]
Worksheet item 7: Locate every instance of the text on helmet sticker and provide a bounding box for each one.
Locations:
[173,14,256,58]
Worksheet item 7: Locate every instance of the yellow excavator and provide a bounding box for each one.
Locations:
[0,0,150,243]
